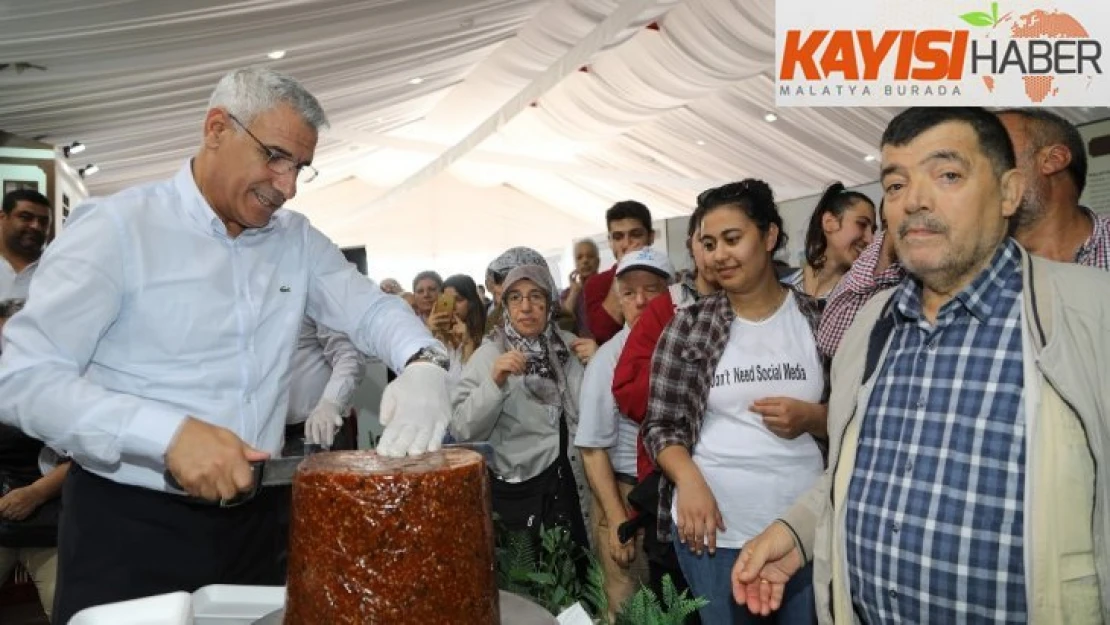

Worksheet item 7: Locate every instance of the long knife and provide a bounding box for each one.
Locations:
[163,442,494,507]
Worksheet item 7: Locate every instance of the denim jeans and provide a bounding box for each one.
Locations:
[674,534,816,625]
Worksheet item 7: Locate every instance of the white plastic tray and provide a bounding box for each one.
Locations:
[68,591,193,625]
[192,585,285,625]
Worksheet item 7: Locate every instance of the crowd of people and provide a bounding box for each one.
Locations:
[0,66,1107,625]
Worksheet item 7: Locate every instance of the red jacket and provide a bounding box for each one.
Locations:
[583,266,622,344]
[611,289,677,481]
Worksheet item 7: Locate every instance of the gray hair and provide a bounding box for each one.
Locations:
[0,298,25,320]
[207,67,329,131]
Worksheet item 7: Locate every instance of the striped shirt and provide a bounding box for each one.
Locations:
[845,239,1027,623]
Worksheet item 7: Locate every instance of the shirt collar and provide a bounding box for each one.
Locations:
[1076,205,1109,262]
[894,238,1021,325]
[173,159,278,238]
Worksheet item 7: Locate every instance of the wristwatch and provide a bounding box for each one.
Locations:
[406,345,451,371]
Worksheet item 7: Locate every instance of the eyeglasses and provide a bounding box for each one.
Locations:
[227,113,318,184]
[505,291,547,308]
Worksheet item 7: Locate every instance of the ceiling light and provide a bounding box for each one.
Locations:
[63,141,85,158]
[267,50,286,60]
[78,164,99,178]
[763,112,778,122]
[695,139,706,146]
[408,77,424,85]
[863,154,876,162]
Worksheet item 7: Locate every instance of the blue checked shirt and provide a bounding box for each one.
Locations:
[845,239,1027,623]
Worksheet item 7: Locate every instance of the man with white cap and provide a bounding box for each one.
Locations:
[575,247,674,620]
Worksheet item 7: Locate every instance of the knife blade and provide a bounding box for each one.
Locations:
[164,442,493,506]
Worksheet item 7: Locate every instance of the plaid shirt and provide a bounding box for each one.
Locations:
[816,231,904,361]
[818,209,1110,361]
[1076,209,1110,269]
[845,239,1027,623]
[642,289,823,541]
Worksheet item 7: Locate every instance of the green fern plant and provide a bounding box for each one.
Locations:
[493,519,706,624]
[493,524,607,617]
[614,575,708,625]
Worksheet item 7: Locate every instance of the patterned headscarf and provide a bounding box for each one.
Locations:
[484,247,552,336]
[490,265,575,419]
[486,246,550,284]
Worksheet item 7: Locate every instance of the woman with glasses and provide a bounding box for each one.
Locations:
[643,180,827,624]
[451,263,594,566]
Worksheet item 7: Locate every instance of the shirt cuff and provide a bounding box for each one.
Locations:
[120,405,189,463]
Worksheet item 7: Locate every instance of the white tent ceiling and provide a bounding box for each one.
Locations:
[3,0,1107,285]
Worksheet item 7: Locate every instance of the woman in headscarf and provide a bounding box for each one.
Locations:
[451,263,594,562]
[483,247,550,336]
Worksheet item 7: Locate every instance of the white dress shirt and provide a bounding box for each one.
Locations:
[0,161,438,491]
[0,256,36,301]
[574,326,639,477]
[286,317,366,425]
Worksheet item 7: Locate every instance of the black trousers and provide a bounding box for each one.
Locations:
[53,464,287,624]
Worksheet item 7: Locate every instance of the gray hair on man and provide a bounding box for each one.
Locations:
[207,67,329,131]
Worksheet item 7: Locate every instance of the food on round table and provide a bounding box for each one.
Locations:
[284,449,498,624]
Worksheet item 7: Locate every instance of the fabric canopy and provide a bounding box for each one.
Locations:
[3,0,1107,285]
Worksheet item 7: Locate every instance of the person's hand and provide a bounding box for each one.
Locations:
[377,361,450,457]
[305,398,345,448]
[568,270,582,288]
[425,310,452,332]
[450,318,470,346]
[492,350,526,387]
[165,416,270,502]
[674,473,726,556]
[570,338,597,364]
[732,521,805,616]
[608,520,637,568]
[0,486,46,521]
[751,397,819,439]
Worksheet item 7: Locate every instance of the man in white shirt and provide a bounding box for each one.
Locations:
[575,247,674,620]
[284,317,366,454]
[0,189,51,300]
[0,67,452,622]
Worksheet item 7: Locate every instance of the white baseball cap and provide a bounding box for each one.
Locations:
[615,247,675,281]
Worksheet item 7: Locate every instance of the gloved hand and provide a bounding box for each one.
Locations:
[305,398,345,448]
[377,361,450,457]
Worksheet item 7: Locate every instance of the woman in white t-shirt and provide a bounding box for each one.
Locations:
[643,179,827,624]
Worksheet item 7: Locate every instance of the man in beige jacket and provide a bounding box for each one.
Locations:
[733,107,1110,624]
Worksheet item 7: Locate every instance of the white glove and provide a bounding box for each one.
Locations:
[377,361,450,457]
[305,398,345,448]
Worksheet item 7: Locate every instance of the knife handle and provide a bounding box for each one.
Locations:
[163,460,265,508]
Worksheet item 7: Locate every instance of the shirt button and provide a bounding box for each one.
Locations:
[915,398,925,409]
[889,589,898,599]
[904,460,913,473]
[891,522,900,533]
[927,341,937,352]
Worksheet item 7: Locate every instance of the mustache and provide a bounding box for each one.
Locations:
[898,216,948,238]
[255,188,286,207]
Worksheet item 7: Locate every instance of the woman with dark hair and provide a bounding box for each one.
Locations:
[440,275,487,386]
[644,179,826,624]
[411,270,443,322]
[784,182,876,307]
